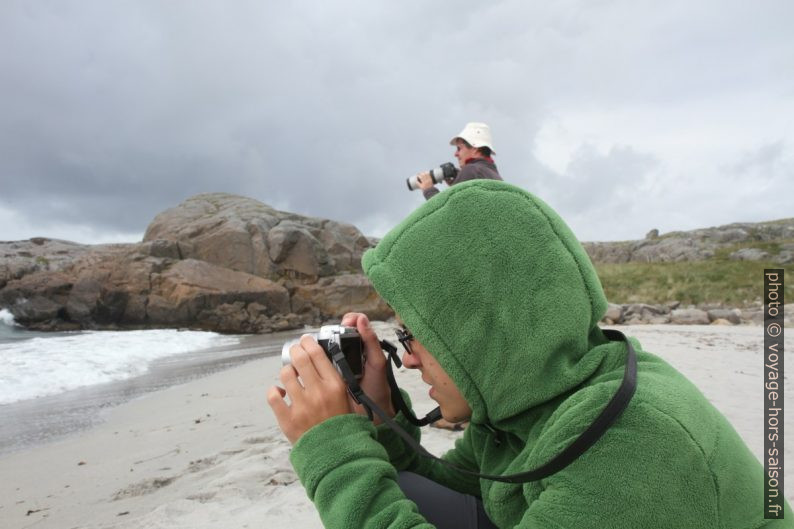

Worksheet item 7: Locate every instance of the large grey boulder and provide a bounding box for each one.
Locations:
[291,274,392,322]
[267,222,333,278]
[602,303,624,324]
[143,193,370,281]
[0,194,385,332]
[707,308,741,325]
[144,194,282,278]
[670,308,710,325]
[147,259,290,326]
[729,248,770,261]
[740,306,764,324]
[622,303,670,324]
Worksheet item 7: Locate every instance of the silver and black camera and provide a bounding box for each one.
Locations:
[281,325,365,379]
[406,162,459,191]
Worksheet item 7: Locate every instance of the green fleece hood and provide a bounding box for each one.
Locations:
[362,180,610,431]
[290,178,786,528]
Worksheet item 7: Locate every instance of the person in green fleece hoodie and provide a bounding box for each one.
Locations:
[268,180,791,528]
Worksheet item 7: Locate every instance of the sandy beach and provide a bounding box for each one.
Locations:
[0,323,789,528]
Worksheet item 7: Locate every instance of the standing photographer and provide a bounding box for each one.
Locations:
[416,122,502,200]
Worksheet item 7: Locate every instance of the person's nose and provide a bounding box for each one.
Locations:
[401,350,421,369]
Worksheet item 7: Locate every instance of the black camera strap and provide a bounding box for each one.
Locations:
[334,329,636,483]
[378,339,443,426]
[328,340,441,425]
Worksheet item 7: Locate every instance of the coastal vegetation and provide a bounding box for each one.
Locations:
[594,237,794,307]
[596,258,793,307]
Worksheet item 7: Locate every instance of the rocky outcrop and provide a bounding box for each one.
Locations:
[0,193,390,332]
[0,238,93,290]
[599,302,793,326]
[2,201,790,332]
[669,308,710,325]
[290,274,395,323]
[583,219,794,264]
[143,194,371,280]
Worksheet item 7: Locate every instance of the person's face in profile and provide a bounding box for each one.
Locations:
[396,320,472,423]
[453,139,479,168]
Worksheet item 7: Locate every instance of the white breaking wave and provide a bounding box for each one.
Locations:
[0,329,241,405]
[0,309,16,327]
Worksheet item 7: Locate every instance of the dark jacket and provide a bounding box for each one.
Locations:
[422,158,501,200]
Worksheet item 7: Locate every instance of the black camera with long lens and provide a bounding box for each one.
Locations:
[406,162,458,191]
[281,325,364,379]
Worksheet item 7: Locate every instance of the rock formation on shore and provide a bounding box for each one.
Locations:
[583,219,794,264]
[1,197,791,333]
[0,193,390,332]
[599,301,772,326]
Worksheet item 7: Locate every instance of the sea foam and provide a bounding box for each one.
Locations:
[0,326,241,405]
[0,309,15,327]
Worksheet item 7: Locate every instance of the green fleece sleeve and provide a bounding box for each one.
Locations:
[290,414,434,528]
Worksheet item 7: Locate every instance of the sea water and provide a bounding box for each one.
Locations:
[0,308,302,454]
[0,309,242,405]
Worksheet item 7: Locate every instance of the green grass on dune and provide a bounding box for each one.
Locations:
[595,260,794,307]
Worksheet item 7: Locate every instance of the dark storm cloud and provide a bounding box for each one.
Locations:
[1,1,494,238]
[1,1,792,242]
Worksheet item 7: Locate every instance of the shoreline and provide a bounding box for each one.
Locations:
[0,329,305,457]
[0,323,790,528]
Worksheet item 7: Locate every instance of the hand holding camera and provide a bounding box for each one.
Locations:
[406,162,458,191]
[268,314,395,444]
[268,334,352,444]
[338,313,396,422]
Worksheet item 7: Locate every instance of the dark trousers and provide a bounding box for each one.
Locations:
[397,471,498,529]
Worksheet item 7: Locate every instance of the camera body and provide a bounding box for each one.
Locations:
[406,162,458,191]
[281,325,364,379]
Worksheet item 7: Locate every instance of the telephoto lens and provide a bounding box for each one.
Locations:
[406,162,458,191]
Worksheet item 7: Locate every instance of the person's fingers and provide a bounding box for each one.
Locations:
[300,334,342,382]
[279,364,304,398]
[356,314,386,369]
[289,338,321,386]
[340,313,386,369]
[340,312,362,327]
[266,386,289,417]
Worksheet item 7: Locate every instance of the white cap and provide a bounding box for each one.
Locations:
[449,122,495,153]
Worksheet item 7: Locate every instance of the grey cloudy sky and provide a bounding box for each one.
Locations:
[1,0,792,244]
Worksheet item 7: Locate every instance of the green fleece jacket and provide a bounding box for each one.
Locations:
[290,180,791,528]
